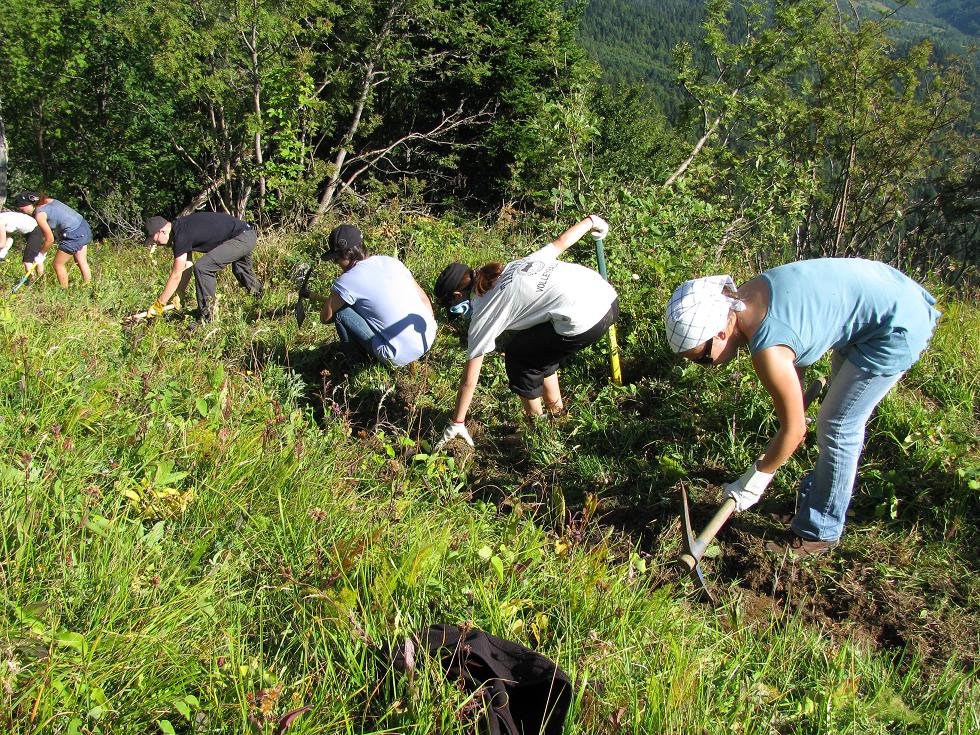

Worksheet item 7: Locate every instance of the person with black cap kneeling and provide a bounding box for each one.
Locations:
[300,224,437,367]
[143,212,262,324]
[432,215,617,449]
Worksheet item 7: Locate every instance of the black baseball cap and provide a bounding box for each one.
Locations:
[322,224,363,260]
[144,216,169,245]
[13,192,40,208]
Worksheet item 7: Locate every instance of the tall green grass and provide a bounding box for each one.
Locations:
[0,219,976,734]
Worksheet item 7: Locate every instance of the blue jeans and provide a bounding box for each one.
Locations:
[792,352,903,542]
[334,307,375,360]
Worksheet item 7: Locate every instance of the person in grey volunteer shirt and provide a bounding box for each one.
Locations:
[300,224,437,367]
[144,212,262,323]
[432,215,618,450]
[0,208,44,273]
[14,192,93,286]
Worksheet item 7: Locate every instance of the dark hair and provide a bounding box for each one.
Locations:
[472,263,504,297]
[434,262,472,306]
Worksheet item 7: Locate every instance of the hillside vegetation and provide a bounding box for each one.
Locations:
[0,211,977,732]
[0,0,978,732]
[578,0,980,121]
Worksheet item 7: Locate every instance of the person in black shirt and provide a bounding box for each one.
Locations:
[143,212,262,322]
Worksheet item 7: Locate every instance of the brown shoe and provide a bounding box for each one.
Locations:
[765,533,838,560]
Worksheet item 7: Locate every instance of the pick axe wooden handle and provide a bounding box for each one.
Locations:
[593,235,622,386]
[678,497,737,572]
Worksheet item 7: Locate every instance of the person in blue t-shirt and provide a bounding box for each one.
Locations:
[664,258,941,559]
[300,224,437,368]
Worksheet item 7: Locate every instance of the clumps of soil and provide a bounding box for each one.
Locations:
[710,525,978,676]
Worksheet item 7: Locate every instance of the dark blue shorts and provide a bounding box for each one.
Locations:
[58,220,93,254]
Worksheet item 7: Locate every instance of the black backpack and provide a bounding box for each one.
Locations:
[388,623,572,735]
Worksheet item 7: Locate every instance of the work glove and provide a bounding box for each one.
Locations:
[33,252,46,266]
[434,421,474,451]
[146,299,167,318]
[0,237,11,259]
[588,214,609,239]
[722,461,775,512]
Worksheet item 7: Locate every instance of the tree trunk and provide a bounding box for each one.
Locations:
[665,115,720,189]
[0,96,7,207]
[249,18,266,213]
[312,58,374,223]
[832,142,856,256]
[311,2,400,226]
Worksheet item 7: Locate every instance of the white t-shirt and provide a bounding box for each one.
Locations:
[332,255,437,367]
[466,245,617,359]
[0,211,38,235]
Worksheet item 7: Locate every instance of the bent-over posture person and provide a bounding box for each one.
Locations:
[0,208,44,272]
[664,258,940,559]
[144,212,262,323]
[302,224,437,367]
[433,215,618,449]
[14,192,93,286]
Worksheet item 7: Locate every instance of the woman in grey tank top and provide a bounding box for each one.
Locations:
[14,192,93,287]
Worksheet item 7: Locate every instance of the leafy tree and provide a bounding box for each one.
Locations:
[0,97,7,206]
[311,0,591,219]
[667,0,973,268]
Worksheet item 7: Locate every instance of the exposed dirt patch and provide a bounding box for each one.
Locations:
[706,525,980,676]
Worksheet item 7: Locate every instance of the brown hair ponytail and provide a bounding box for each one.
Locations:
[472,263,504,296]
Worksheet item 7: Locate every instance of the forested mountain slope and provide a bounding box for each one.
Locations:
[579,0,980,120]
[578,0,705,118]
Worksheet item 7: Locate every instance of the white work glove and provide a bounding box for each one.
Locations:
[588,214,609,239]
[33,252,46,266]
[434,421,474,451]
[0,237,12,258]
[723,462,775,512]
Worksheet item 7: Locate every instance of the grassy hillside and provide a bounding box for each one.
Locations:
[1,212,978,733]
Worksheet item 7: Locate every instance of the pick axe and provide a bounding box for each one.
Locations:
[678,377,827,602]
[10,262,39,295]
[293,262,316,328]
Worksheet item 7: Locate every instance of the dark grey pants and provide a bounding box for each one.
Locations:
[193,229,261,320]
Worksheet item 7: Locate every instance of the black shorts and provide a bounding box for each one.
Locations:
[21,229,45,262]
[504,299,619,399]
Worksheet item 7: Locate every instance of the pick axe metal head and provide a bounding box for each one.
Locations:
[678,484,715,603]
[675,377,828,603]
[292,262,313,328]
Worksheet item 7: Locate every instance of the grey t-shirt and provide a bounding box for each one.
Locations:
[466,245,617,359]
[36,200,85,237]
[332,256,437,367]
